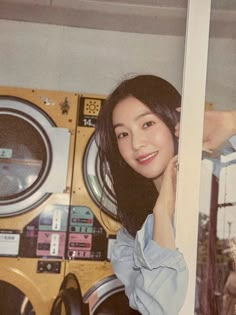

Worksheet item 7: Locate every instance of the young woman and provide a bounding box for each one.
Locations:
[95,74,236,315]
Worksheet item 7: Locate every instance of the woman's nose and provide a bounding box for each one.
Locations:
[131,132,145,151]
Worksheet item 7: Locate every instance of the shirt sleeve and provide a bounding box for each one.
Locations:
[111,214,189,315]
[208,136,236,177]
[229,135,236,149]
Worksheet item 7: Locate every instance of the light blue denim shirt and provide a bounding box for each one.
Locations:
[210,136,236,177]
[111,215,188,315]
[111,135,236,315]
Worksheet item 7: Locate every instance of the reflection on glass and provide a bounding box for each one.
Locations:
[84,136,118,219]
[196,159,236,315]
[195,1,236,313]
[0,114,45,200]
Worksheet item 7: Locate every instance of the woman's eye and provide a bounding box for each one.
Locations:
[117,132,128,140]
[143,121,155,128]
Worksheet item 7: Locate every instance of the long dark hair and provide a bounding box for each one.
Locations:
[95,75,181,237]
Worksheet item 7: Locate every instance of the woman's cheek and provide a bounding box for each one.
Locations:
[119,144,130,164]
[117,142,126,159]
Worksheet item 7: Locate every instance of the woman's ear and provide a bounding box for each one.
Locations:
[174,122,180,137]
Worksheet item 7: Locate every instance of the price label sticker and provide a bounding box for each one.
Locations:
[0,231,20,256]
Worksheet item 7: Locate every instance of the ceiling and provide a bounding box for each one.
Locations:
[0,0,236,37]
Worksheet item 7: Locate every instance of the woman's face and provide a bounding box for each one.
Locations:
[112,96,175,180]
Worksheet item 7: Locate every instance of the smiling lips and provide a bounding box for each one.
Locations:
[136,151,158,164]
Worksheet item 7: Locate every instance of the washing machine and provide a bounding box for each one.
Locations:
[0,86,79,315]
[55,94,132,314]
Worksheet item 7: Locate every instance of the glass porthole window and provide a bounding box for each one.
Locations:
[83,135,118,220]
[0,111,51,202]
[0,97,55,216]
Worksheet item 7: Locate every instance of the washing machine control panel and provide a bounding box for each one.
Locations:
[68,206,108,260]
[16,204,112,262]
[20,204,69,259]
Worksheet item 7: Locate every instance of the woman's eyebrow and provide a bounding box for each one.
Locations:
[113,111,153,129]
[113,122,123,130]
[135,111,153,121]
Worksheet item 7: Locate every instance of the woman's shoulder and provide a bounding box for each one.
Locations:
[229,135,236,149]
[110,227,136,263]
[116,226,135,243]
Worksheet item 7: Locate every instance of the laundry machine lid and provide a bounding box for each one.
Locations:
[50,273,89,315]
[0,97,70,216]
[83,135,119,220]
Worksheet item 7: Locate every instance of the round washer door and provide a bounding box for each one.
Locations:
[83,135,118,220]
[0,280,35,315]
[83,275,141,315]
[0,97,70,216]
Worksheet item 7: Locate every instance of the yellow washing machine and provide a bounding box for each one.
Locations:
[0,87,79,315]
[54,94,134,315]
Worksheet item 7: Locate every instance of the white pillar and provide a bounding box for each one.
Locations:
[175,0,212,314]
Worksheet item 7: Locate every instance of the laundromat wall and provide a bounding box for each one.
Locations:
[1,19,235,109]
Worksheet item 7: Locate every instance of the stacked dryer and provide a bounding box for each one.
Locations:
[0,87,78,315]
[62,94,126,314]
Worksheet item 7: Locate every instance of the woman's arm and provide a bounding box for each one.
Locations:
[202,110,236,152]
[153,155,178,249]
[175,109,236,152]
